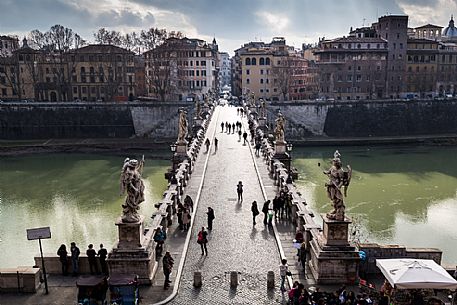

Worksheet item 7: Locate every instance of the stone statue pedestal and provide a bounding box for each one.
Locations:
[107,215,155,284]
[272,141,291,171]
[308,215,359,284]
[175,141,188,156]
[274,141,286,155]
[258,117,267,128]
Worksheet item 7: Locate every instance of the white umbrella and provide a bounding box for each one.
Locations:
[376,259,457,290]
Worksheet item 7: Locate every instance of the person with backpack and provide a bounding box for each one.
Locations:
[57,244,68,276]
[251,201,260,225]
[153,227,167,257]
[242,131,248,144]
[197,227,208,255]
[236,181,243,202]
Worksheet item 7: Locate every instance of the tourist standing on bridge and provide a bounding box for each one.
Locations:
[97,244,108,275]
[86,244,98,275]
[182,208,191,230]
[279,259,290,292]
[237,181,244,202]
[214,137,218,152]
[243,131,248,144]
[238,129,242,141]
[205,138,210,153]
[163,251,174,290]
[207,207,215,230]
[221,122,224,132]
[255,141,261,156]
[70,242,80,276]
[227,123,231,133]
[184,195,193,212]
[262,200,270,224]
[197,227,208,255]
[57,244,68,276]
[251,201,260,225]
[232,123,235,133]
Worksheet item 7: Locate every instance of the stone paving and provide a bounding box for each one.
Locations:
[169,105,287,305]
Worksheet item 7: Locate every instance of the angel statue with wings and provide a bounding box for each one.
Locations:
[119,156,145,223]
[323,150,352,221]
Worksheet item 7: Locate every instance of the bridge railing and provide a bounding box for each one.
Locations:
[149,104,214,256]
[246,106,322,250]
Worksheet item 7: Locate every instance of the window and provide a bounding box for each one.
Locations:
[196,70,199,76]
[246,78,250,84]
[260,79,264,84]
[245,58,251,65]
[196,61,199,66]
[82,87,87,94]
[201,60,206,66]
[246,69,250,75]
[266,58,270,65]
[251,58,256,65]
[260,58,265,65]
[73,87,77,94]
[260,69,264,75]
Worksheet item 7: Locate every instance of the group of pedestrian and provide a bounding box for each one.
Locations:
[272,189,293,220]
[57,242,108,276]
[287,283,377,305]
[177,198,193,231]
[236,107,245,117]
[204,137,218,153]
[220,121,242,134]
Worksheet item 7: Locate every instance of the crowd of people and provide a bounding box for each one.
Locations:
[56,242,108,276]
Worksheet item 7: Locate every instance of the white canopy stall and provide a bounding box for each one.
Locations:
[376,259,457,290]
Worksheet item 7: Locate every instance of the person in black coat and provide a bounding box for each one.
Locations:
[207,207,215,230]
[251,201,260,225]
[57,244,68,275]
[262,200,270,224]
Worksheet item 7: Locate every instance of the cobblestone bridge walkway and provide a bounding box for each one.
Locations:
[170,105,286,305]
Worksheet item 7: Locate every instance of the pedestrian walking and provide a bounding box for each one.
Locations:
[221,122,224,132]
[238,129,242,141]
[70,242,80,276]
[177,202,184,230]
[243,132,248,144]
[57,244,68,276]
[86,244,99,275]
[214,137,218,152]
[279,259,290,292]
[205,138,210,153]
[232,123,235,133]
[184,195,194,212]
[97,244,108,275]
[285,193,293,219]
[237,108,240,116]
[255,141,261,156]
[262,200,270,224]
[299,242,307,272]
[153,227,167,257]
[163,251,174,290]
[273,195,281,219]
[225,122,229,132]
[207,207,215,230]
[197,227,208,255]
[251,201,260,225]
[227,123,231,133]
[236,181,243,202]
[182,208,191,230]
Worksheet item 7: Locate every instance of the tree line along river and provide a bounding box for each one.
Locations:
[1,145,457,268]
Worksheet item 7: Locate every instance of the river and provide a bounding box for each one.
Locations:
[0,154,168,268]
[1,146,457,268]
[293,145,457,264]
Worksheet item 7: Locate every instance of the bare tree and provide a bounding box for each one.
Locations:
[272,56,294,101]
[93,28,122,46]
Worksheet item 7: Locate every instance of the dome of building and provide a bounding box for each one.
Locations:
[443,15,457,37]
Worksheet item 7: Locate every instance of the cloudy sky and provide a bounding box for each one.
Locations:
[1,0,456,54]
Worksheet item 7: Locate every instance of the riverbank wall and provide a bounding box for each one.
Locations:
[0,101,194,141]
[266,99,457,141]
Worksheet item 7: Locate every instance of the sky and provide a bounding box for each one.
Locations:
[1,0,457,55]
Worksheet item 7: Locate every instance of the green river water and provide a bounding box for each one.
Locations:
[0,154,168,268]
[1,145,457,268]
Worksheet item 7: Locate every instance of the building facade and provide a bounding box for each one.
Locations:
[144,37,219,102]
[218,52,231,92]
[0,35,19,57]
